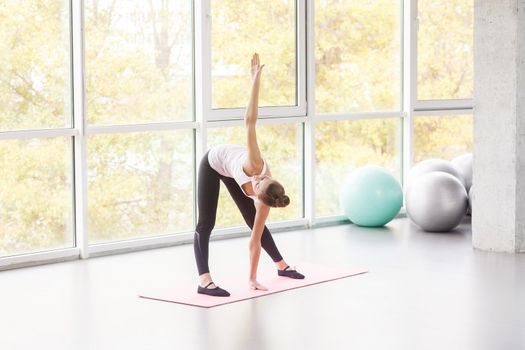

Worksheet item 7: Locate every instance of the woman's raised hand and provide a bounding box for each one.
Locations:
[250,53,265,81]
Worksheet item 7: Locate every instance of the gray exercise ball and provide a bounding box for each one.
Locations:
[451,153,472,191]
[468,186,473,213]
[406,171,468,232]
[408,158,465,187]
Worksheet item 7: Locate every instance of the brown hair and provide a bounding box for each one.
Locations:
[258,180,290,208]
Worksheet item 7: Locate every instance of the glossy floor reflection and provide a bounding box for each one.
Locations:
[1,218,524,350]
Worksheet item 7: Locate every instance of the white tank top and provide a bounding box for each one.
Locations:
[208,144,267,199]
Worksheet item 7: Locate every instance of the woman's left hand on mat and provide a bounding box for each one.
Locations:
[249,280,268,291]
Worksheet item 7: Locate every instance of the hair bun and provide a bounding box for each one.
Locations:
[275,195,290,208]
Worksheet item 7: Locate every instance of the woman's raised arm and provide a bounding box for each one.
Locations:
[244,53,265,171]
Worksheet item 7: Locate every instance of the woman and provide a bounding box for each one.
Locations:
[194,53,304,297]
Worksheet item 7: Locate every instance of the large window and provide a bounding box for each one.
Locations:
[315,118,402,217]
[0,0,73,258]
[0,0,475,265]
[315,0,402,114]
[417,0,473,100]
[87,131,193,243]
[413,114,472,163]
[0,0,71,131]
[0,138,73,256]
[85,0,193,125]
[313,0,403,219]
[414,0,473,170]
[211,0,297,109]
[84,0,194,246]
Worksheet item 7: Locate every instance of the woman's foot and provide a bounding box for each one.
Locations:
[197,282,230,297]
[278,266,305,279]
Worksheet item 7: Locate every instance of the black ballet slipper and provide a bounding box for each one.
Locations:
[197,282,231,297]
[278,266,305,279]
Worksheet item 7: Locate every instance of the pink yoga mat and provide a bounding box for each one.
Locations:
[139,262,368,308]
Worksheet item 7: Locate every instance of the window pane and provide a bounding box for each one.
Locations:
[0,0,71,131]
[211,0,296,109]
[316,118,402,217]
[315,0,401,114]
[414,115,472,163]
[207,124,303,228]
[85,0,193,125]
[417,0,473,100]
[87,131,193,243]
[0,138,73,256]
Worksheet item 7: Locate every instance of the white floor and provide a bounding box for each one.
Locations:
[1,218,524,350]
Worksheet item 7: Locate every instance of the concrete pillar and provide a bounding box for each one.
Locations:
[473,0,525,252]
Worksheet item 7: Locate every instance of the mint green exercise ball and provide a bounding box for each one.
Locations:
[339,165,403,227]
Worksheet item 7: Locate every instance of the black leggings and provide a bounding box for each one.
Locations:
[194,152,283,275]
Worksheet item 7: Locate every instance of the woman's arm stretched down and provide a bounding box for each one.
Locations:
[249,202,270,290]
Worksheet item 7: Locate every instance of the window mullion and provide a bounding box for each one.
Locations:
[402,0,418,189]
[72,0,89,259]
[305,0,316,225]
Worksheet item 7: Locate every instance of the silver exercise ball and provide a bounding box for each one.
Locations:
[468,186,473,213]
[406,171,468,232]
[451,153,472,191]
[408,159,464,187]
